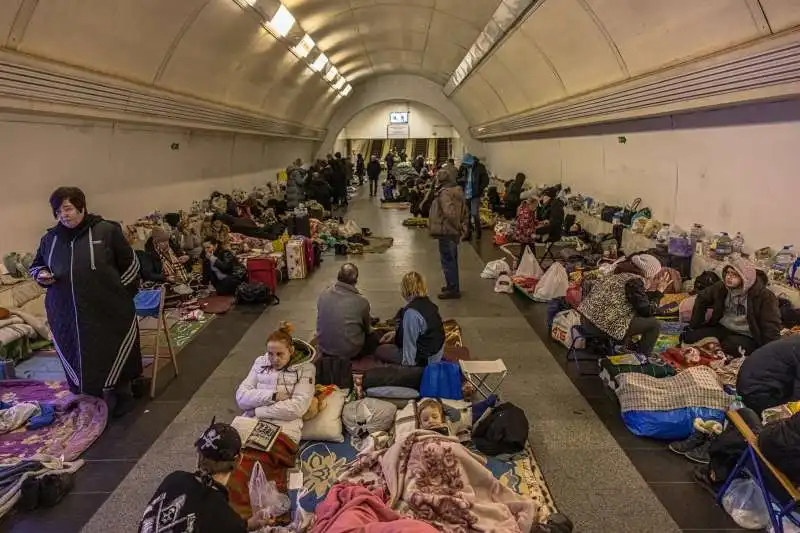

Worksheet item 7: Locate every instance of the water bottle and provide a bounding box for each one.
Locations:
[730,395,745,411]
[732,232,745,254]
[689,223,705,246]
[774,245,796,272]
[715,232,733,257]
[656,224,670,243]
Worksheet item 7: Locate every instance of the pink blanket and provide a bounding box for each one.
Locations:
[311,483,438,533]
[336,430,539,533]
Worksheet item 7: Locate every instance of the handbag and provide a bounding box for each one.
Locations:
[621,198,643,225]
[601,205,623,223]
[235,282,279,305]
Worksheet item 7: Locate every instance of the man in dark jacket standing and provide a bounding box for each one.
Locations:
[428,169,468,299]
[686,258,781,356]
[385,152,394,175]
[366,155,381,197]
[458,153,489,240]
[30,187,144,416]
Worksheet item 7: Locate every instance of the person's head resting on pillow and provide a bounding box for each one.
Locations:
[418,398,448,435]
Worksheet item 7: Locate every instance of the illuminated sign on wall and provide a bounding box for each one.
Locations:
[389,112,408,124]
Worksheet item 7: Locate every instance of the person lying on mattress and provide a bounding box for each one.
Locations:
[374,271,445,367]
[139,420,271,533]
[230,322,316,521]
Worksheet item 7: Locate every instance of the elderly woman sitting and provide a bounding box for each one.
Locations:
[374,271,445,367]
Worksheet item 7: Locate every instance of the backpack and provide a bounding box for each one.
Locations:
[235,282,279,305]
[472,402,529,456]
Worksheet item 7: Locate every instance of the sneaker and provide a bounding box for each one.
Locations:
[438,291,461,300]
[685,439,712,464]
[668,430,707,455]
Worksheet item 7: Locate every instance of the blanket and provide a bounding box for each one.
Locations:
[311,483,438,533]
[0,308,50,347]
[660,336,726,371]
[616,366,732,413]
[337,430,540,533]
[0,380,107,461]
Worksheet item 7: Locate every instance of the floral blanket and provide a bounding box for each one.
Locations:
[336,430,541,533]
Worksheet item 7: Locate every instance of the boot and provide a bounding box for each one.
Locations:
[667,418,712,455]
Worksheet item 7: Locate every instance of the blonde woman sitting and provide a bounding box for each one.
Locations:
[375,272,445,367]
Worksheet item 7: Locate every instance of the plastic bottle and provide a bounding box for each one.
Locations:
[715,232,733,257]
[656,224,671,243]
[732,232,745,254]
[689,223,705,245]
[730,395,745,411]
[774,245,796,271]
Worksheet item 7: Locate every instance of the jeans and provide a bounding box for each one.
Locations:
[438,236,460,293]
[683,325,759,356]
[467,197,481,235]
[369,178,378,196]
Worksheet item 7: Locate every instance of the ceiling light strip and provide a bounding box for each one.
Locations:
[233,0,351,97]
[443,0,540,96]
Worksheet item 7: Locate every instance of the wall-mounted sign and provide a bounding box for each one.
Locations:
[387,124,410,138]
[389,112,408,124]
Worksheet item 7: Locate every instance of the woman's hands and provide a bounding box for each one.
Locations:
[274,390,291,402]
[36,269,56,286]
[380,331,396,344]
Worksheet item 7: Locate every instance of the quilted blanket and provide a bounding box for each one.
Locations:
[616,365,732,413]
[336,430,540,533]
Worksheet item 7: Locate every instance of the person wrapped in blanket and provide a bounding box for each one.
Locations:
[684,257,781,356]
[138,421,271,533]
[374,271,445,367]
[231,322,316,522]
[578,254,673,355]
[201,237,246,296]
[138,227,192,285]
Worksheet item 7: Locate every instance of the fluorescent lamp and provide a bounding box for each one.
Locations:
[310,53,328,72]
[325,66,339,82]
[268,5,295,37]
[293,34,314,59]
[333,76,346,90]
[341,84,352,96]
[243,0,257,6]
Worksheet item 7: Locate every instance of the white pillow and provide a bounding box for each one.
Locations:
[301,388,347,443]
[394,400,418,440]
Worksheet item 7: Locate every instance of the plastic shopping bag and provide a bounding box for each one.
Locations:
[532,262,569,301]
[721,477,770,530]
[515,246,544,279]
[481,258,511,279]
[249,462,291,523]
[494,274,514,293]
[551,309,584,349]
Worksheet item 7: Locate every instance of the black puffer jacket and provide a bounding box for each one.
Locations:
[738,336,800,411]
[758,411,800,485]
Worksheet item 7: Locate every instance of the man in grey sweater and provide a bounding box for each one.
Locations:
[316,263,378,359]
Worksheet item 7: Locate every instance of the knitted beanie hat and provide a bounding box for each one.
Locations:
[632,254,662,280]
[151,227,170,244]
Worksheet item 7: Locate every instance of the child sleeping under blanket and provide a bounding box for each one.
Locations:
[336,429,541,533]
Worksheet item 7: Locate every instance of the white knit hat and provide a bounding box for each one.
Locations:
[631,254,662,280]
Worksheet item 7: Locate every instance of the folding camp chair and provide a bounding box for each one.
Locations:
[459,359,507,399]
[135,288,178,398]
[716,409,800,533]
[535,239,558,266]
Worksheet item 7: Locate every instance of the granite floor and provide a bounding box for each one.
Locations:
[3,188,735,532]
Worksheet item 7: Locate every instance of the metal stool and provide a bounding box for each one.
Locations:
[565,325,614,375]
[459,359,507,399]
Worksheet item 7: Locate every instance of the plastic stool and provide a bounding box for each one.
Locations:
[566,325,614,375]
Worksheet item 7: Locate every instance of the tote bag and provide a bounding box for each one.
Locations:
[420,361,463,400]
[515,246,544,279]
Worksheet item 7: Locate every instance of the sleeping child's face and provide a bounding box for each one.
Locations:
[419,403,444,430]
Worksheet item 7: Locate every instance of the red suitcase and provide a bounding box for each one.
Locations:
[303,237,316,273]
[246,257,277,292]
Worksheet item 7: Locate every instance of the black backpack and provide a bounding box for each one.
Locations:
[235,282,279,306]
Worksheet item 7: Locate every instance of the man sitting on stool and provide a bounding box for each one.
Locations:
[316,263,380,359]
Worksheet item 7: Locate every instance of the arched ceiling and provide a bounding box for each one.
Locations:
[0,0,799,138]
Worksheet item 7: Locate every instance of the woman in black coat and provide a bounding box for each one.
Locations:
[30,187,143,415]
[201,237,246,296]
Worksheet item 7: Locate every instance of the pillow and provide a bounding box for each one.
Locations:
[365,386,419,400]
[301,388,347,442]
[342,398,397,437]
[394,400,417,440]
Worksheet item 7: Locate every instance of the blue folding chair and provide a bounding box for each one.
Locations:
[135,288,177,397]
[716,409,800,533]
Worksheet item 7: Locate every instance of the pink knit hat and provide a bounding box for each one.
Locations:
[631,254,662,280]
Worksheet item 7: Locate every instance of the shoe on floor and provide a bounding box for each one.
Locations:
[38,472,74,507]
[131,376,151,399]
[685,439,712,464]
[112,392,136,418]
[438,291,461,300]
[668,418,715,455]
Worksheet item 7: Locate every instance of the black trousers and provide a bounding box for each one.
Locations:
[683,325,759,356]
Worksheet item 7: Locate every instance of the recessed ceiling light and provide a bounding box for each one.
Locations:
[341,84,352,96]
[325,66,339,82]
[333,77,346,90]
[293,34,314,58]
[268,5,295,37]
[310,53,328,72]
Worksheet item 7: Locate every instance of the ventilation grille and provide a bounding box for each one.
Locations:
[472,41,800,138]
[0,59,325,140]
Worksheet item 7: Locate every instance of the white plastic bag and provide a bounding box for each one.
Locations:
[494,274,514,293]
[249,461,291,523]
[532,262,569,301]
[551,310,584,349]
[515,246,544,279]
[481,259,511,279]
[721,477,770,530]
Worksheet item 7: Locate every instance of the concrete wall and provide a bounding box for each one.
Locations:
[338,102,456,140]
